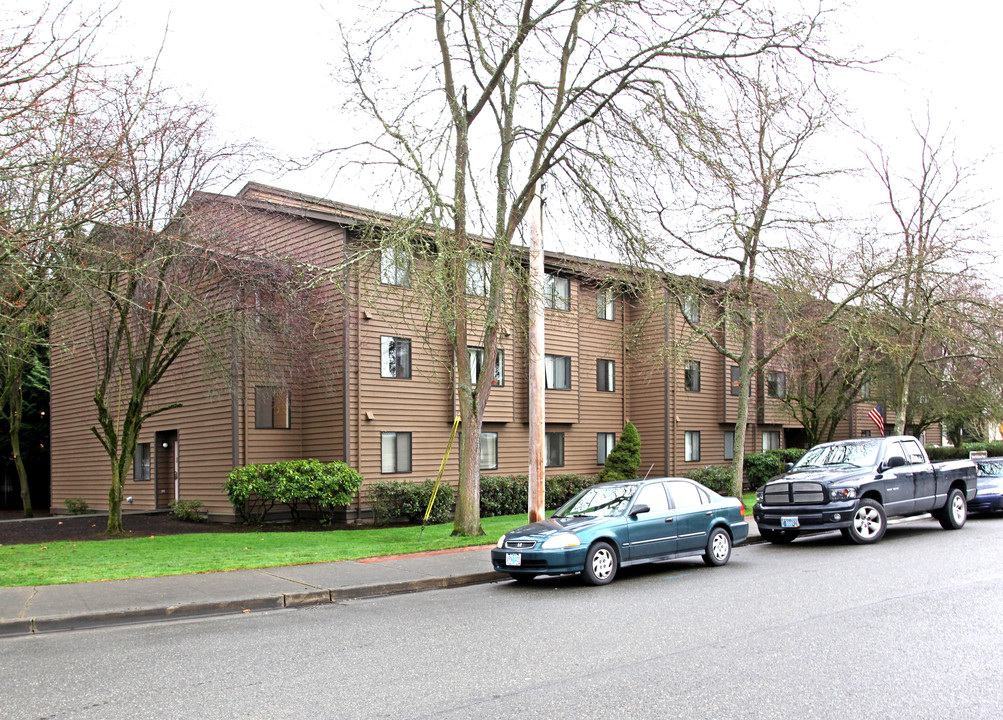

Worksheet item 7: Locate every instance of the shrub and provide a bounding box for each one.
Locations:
[927,442,1003,460]
[478,473,597,517]
[597,422,641,482]
[168,498,207,522]
[224,460,364,524]
[64,497,89,515]
[683,465,734,496]
[546,473,596,509]
[370,479,454,525]
[743,448,807,491]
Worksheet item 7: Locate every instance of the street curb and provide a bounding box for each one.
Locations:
[0,571,508,637]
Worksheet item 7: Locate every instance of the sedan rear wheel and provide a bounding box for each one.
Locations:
[702,527,732,566]
[582,541,617,586]
[847,499,886,544]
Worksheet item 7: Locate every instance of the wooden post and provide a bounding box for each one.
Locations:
[528,189,546,522]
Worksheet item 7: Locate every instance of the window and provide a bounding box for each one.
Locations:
[859,380,871,400]
[683,294,701,324]
[380,247,410,287]
[381,431,412,473]
[724,430,735,461]
[666,480,704,509]
[545,432,565,467]
[767,370,786,399]
[545,354,571,390]
[468,347,504,386]
[597,432,616,465]
[465,259,491,296]
[685,360,701,392]
[762,430,781,451]
[255,387,291,429]
[480,432,498,470]
[133,443,151,482]
[596,359,615,392]
[634,483,670,513]
[380,336,412,379]
[684,431,701,462]
[860,430,872,437]
[597,290,615,321]
[730,366,740,396]
[901,438,926,465]
[545,273,571,310]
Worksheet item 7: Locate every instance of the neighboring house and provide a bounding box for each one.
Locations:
[49,183,915,519]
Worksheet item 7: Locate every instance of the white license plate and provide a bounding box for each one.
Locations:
[781,516,800,528]
[506,553,522,567]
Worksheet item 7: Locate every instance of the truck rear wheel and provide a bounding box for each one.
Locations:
[936,487,967,530]
[847,499,886,544]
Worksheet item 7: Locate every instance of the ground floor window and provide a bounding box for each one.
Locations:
[255,386,291,429]
[133,443,151,482]
[762,430,781,452]
[597,432,616,464]
[724,430,735,461]
[685,431,701,462]
[480,432,498,470]
[545,432,565,467]
[381,431,412,473]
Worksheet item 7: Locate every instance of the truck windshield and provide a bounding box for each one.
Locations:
[555,483,638,518]
[795,439,882,469]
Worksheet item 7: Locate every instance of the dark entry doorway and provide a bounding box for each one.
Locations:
[154,430,179,509]
[783,427,809,450]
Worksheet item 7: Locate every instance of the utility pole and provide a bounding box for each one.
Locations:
[528,187,546,522]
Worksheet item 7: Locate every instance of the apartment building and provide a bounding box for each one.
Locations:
[49,182,880,519]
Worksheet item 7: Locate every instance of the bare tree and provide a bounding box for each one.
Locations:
[862,119,992,435]
[337,0,846,535]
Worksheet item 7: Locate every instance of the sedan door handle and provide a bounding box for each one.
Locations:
[705,511,713,516]
[664,517,674,523]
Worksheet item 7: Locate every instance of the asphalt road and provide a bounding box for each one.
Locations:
[3,515,1002,720]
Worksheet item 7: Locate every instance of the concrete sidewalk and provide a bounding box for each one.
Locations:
[0,518,760,637]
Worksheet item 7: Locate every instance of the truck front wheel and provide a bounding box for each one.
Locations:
[847,499,886,544]
[936,487,967,530]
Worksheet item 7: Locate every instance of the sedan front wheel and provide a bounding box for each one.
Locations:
[582,541,618,585]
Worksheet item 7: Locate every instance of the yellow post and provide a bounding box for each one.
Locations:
[419,416,461,539]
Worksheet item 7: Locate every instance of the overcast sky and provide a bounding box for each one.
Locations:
[34,0,1003,272]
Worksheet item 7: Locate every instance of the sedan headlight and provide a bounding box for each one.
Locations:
[830,487,857,501]
[541,532,581,550]
[496,535,506,548]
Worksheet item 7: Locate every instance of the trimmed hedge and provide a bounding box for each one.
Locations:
[683,465,733,496]
[225,459,363,524]
[743,448,808,491]
[926,442,1003,460]
[370,480,455,525]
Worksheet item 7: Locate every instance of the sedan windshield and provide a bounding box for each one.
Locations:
[977,460,1003,477]
[795,440,882,469]
[555,484,638,518]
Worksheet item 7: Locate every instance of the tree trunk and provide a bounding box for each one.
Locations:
[7,382,33,518]
[452,400,484,536]
[730,312,756,502]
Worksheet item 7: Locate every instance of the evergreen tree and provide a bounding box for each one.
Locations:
[598,422,641,482]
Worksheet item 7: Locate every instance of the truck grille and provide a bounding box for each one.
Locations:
[763,481,825,505]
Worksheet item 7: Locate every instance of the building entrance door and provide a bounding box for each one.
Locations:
[154,431,179,509]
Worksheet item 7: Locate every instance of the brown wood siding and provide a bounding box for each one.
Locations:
[626,293,668,476]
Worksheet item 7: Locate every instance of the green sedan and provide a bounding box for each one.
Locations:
[491,478,749,585]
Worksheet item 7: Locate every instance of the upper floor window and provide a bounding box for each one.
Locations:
[465,259,491,297]
[859,380,871,400]
[381,336,412,379]
[380,247,410,287]
[685,360,701,392]
[683,294,701,324]
[767,370,787,399]
[545,273,571,311]
[255,386,291,429]
[597,290,615,321]
[596,359,615,392]
[468,346,504,386]
[545,354,571,390]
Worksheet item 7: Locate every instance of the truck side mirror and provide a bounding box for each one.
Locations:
[784,463,794,472]
[884,456,906,470]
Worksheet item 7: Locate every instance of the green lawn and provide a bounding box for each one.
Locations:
[0,514,526,588]
[743,492,757,513]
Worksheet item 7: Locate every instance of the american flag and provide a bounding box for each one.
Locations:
[867,406,885,436]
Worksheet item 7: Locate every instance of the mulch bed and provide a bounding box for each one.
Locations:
[0,510,359,546]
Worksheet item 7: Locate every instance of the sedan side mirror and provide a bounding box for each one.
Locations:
[628,503,650,517]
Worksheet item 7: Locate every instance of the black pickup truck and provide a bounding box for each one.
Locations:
[753,436,976,545]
